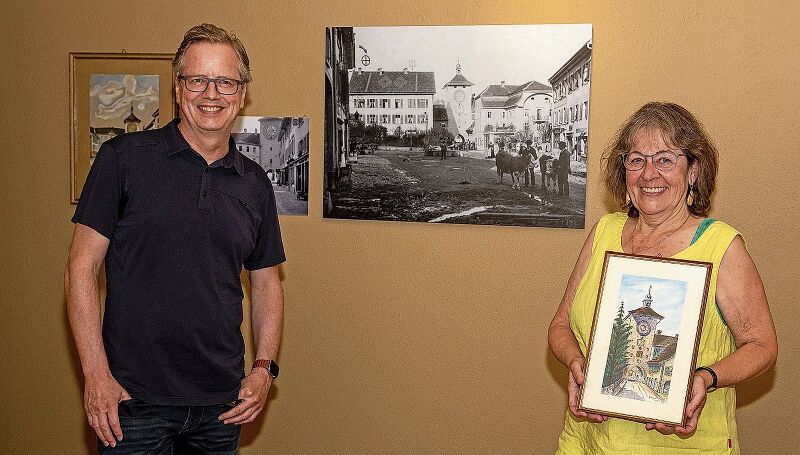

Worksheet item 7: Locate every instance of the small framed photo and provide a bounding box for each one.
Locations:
[579,252,712,426]
[70,52,176,203]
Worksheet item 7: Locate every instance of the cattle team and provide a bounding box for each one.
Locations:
[494,139,571,197]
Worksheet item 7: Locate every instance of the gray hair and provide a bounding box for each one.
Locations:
[173,23,252,83]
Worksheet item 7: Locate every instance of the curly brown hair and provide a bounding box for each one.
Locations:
[602,102,718,217]
[173,23,252,83]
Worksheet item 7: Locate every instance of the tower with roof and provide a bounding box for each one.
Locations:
[621,285,678,397]
[441,61,475,144]
[124,105,141,133]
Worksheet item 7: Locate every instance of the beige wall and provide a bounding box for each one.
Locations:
[1,1,798,453]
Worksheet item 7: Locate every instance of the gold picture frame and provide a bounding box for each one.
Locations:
[578,252,712,426]
[70,52,176,203]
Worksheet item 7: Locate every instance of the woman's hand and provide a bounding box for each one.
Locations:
[645,373,707,435]
[567,357,608,423]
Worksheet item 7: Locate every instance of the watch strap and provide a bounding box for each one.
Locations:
[253,359,279,379]
[695,366,718,391]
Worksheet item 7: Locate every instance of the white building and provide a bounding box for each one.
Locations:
[232,131,261,166]
[472,80,553,150]
[349,68,435,136]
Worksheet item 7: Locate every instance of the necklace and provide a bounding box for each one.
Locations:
[626,214,691,257]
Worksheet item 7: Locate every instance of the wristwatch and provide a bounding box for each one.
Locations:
[253,359,279,379]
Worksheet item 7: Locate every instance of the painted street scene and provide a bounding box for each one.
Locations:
[233,116,309,215]
[602,276,688,403]
[323,25,591,228]
[89,74,160,165]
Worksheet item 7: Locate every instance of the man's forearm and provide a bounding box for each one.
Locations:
[249,268,284,361]
[65,261,111,379]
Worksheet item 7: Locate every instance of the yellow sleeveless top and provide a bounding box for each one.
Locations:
[556,212,740,454]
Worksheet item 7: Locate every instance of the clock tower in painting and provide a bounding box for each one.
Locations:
[442,61,475,143]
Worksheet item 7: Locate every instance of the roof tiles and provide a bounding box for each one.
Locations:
[350,71,436,95]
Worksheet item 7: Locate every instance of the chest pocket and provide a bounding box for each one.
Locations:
[209,184,263,251]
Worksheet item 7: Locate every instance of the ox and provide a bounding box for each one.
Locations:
[495,151,532,189]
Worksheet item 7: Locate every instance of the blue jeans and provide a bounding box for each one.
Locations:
[98,398,240,455]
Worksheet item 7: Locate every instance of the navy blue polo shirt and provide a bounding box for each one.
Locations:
[73,119,285,406]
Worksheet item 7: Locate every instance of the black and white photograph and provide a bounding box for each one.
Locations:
[323,25,592,227]
[233,116,309,215]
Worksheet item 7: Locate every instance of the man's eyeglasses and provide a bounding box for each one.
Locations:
[622,150,687,172]
[178,75,244,95]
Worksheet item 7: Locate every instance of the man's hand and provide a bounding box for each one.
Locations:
[219,369,272,425]
[645,373,707,435]
[567,357,607,423]
[84,372,131,447]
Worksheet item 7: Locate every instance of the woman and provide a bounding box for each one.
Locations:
[548,102,777,454]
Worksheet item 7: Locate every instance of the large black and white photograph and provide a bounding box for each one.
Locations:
[233,116,309,215]
[323,25,592,227]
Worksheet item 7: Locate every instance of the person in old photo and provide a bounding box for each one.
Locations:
[65,23,285,454]
[557,140,571,197]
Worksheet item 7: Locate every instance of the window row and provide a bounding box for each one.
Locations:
[553,101,590,125]
[366,114,430,125]
[353,98,430,109]
[553,60,591,101]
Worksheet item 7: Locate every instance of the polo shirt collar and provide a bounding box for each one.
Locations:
[165,118,245,176]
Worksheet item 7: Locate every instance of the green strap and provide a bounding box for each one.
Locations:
[691,218,716,245]
[690,218,728,325]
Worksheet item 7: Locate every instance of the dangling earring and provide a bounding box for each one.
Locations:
[687,184,695,207]
[625,192,631,206]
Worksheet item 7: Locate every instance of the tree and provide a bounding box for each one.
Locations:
[349,113,386,146]
[603,301,631,387]
[426,126,454,147]
[363,124,387,144]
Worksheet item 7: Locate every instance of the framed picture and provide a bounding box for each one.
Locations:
[233,116,310,216]
[579,252,712,426]
[323,25,592,228]
[70,52,176,203]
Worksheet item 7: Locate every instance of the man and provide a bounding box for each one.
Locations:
[557,141,571,198]
[538,146,553,191]
[519,139,537,187]
[65,24,285,454]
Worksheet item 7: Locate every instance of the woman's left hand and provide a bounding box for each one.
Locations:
[645,373,707,436]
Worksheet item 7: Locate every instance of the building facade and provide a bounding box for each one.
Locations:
[280,117,310,200]
[324,27,355,215]
[472,80,553,150]
[231,131,261,166]
[349,68,435,137]
[549,40,592,162]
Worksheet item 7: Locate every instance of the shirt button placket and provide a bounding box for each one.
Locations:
[199,168,211,211]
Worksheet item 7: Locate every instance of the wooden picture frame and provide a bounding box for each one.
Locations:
[70,52,176,203]
[578,252,713,426]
